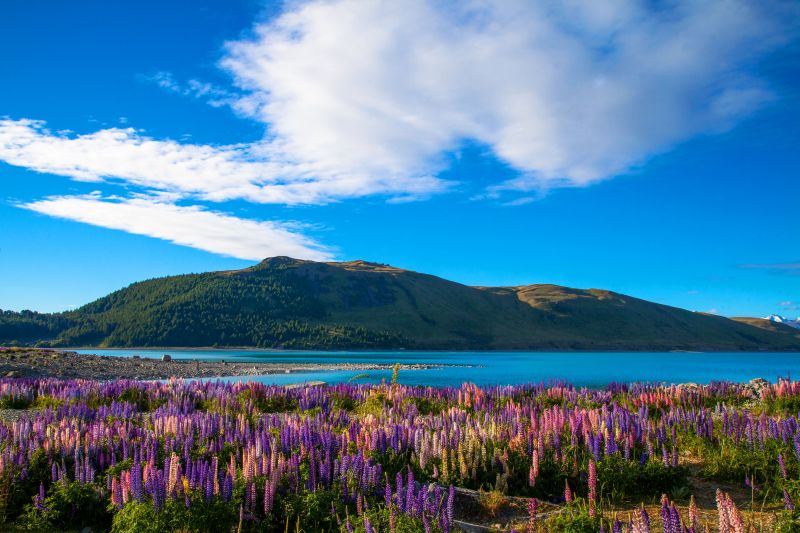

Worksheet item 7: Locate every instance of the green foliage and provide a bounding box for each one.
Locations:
[354,394,386,418]
[409,396,447,416]
[238,388,299,413]
[118,387,165,412]
[330,392,357,411]
[341,505,444,533]
[774,510,800,533]
[763,396,800,415]
[681,431,788,500]
[1,449,52,524]
[19,481,112,532]
[111,497,237,533]
[0,309,73,345]
[543,501,608,533]
[280,489,343,532]
[596,455,690,502]
[0,394,32,409]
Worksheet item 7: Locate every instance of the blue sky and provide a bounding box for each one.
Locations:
[1,0,798,317]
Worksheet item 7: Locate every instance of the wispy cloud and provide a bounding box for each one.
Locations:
[0,118,450,205]
[19,194,334,261]
[143,71,239,108]
[740,262,800,275]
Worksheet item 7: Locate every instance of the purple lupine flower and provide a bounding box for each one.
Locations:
[264,477,273,515]
[447,485,455,527]
[396,471,404,512]
[406,469,415,514]
[661,495,670,533]
[363,515,374,533]
[222,473,233,502]
[785,489,795,511]
[34,482,46,510]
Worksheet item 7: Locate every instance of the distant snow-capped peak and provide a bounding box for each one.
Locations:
[765,315,800,329]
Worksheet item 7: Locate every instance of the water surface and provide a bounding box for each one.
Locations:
[75,349,800,387]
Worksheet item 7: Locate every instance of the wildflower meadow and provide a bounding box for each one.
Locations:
[1,376,800,531]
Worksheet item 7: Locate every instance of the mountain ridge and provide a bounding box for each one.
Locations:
[1,257,798,351]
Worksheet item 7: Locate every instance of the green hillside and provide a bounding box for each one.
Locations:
[1,256,798,350]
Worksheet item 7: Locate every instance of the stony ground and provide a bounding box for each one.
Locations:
[0,348,443,380]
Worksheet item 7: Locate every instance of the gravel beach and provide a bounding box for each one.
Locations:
[0,348,443,380]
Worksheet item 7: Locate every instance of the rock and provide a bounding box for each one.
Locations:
[748,378,769,398]
[132,355,140,359]
[162,354,172,362]
[80,527,93,533]
[5,371,19,378]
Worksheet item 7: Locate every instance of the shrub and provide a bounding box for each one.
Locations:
[19,481,112,532]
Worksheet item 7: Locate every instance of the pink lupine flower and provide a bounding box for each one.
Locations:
[588,459,597,518]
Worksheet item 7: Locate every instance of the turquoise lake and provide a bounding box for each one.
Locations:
[75,349,800,387]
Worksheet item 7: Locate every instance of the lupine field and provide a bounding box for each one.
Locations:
[2,376,800,531]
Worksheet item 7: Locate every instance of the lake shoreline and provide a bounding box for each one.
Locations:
[0,348,449,381]
[51,345,800,353]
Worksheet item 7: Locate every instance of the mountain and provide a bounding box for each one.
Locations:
[763,314,800,330]
[2,257,799,351]
[731,316,800,334]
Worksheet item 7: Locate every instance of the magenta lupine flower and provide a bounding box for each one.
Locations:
[527,498,538,533]
[588,460,597,518]
[688,495,698,530]
[779,453,787,479]
[529,449,539,487]
[564,480,573,503]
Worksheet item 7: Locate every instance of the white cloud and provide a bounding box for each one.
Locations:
[0,118,449,204]
[222,0,795,193]
[19,194,334,261]
[2,1,796,205]
[1,0,797,261]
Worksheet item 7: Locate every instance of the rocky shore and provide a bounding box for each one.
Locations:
[0,348,444,381]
